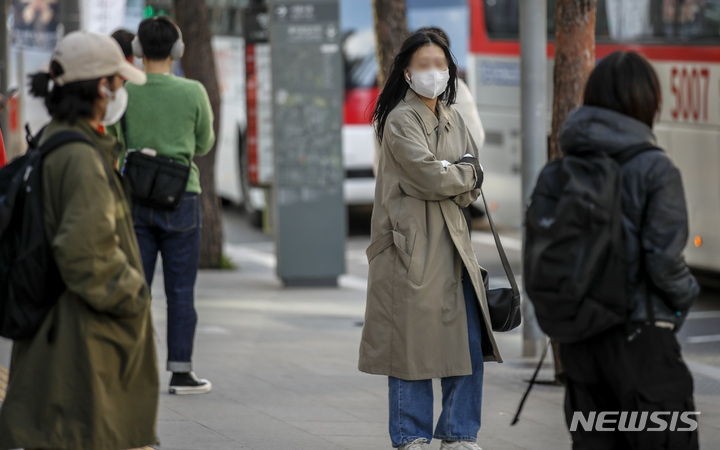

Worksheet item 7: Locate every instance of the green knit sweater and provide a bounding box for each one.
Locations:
[109,73,215,194]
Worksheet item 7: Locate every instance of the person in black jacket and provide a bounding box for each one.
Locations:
[557,51,701,450]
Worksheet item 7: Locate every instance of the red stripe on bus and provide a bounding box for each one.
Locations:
[344,87,379,125]
[245,44,259,185]
[468,0,720,63]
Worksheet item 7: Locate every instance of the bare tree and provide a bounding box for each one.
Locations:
[550,0,597,382]
[550,0,596,160]
[372,0,409,87]
[173,0,224,268]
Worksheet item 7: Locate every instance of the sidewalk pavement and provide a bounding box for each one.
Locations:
[2,241,720,449]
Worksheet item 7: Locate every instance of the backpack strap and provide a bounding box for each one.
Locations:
[39,130,93,156]
[613,143,661,166]
[120,113,128,148]
[613,143,661,338]
[38,130,114,185]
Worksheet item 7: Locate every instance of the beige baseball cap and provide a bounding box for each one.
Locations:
[51,31,146,86]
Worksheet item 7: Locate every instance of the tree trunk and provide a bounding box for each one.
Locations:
[372,0,409,88]
[549,0,596,159]
[550,0,596,383]
[173,0,224,268]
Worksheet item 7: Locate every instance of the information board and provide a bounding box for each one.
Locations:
[270,0,345,286]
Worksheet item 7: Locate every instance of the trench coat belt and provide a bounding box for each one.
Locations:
[366,231,395,263]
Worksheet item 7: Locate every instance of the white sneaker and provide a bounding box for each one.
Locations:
[399,438,429,450]
[440,441,483,450]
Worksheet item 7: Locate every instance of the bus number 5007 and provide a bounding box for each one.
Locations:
[670,66,709,122]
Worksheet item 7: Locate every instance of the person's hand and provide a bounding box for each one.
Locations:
[456,154,483,189]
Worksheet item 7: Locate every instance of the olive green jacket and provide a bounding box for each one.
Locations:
[0,120,159,450]
[358,90,502,381]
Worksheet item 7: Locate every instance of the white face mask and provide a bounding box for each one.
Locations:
[101,85,128,126]
[405,68,450,99]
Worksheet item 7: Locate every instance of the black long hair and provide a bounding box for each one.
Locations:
[371,31,458,143]
[29,61,102,124]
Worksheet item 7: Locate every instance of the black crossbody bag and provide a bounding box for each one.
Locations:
[123,151,190,210]
[120,116,190,211]
[479,189,522,332]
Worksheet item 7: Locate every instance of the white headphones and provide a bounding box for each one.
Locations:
[132,17,185,60]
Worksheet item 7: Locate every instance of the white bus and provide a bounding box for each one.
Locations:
[468,0,720,273]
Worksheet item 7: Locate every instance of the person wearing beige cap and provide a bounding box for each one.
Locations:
[0,31,159,450]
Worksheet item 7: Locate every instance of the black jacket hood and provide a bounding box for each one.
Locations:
[559,106,657,157]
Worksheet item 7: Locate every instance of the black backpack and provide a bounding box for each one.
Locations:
[523,145,658,343]
[0,128,92,340]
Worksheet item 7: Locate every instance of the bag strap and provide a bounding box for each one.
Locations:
[479,189,520,300]
[25,124,39,149]
[120,113,128,149]
[613,143,660,330]
[37,129,114,185]
[39,130,93,156]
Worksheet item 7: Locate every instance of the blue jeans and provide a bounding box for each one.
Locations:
[388,272,484,447]
[133,193,201,372]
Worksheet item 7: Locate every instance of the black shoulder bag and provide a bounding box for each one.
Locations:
[480,189,522,332]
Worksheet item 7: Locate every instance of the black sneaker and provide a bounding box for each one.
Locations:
[169,371,212,395]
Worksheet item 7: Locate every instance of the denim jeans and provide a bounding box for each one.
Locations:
[133,193,201,372]
[388,271,484,448]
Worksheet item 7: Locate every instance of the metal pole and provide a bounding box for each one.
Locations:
[520,0,547,357]
[0,0,8,138]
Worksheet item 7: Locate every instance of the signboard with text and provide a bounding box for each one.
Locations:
[270,0,345,286]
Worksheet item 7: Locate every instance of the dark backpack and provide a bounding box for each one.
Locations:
[523,145,658,343]
[0,128,92,340]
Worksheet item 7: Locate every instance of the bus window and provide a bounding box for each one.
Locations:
[483,0,720,44]
[599,0,653,40]
[340,0,375,91]
[483,0,553,40]
[595,0,720,43]
[343,30,377,91]
[484,0,520,39]
[657,0,720,43]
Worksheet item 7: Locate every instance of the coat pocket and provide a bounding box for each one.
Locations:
[392,231,413,268]
[392,230,425,285]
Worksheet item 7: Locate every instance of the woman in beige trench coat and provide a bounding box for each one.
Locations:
[358,31,501,450]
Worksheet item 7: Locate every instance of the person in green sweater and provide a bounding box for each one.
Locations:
[109,16,215,395]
